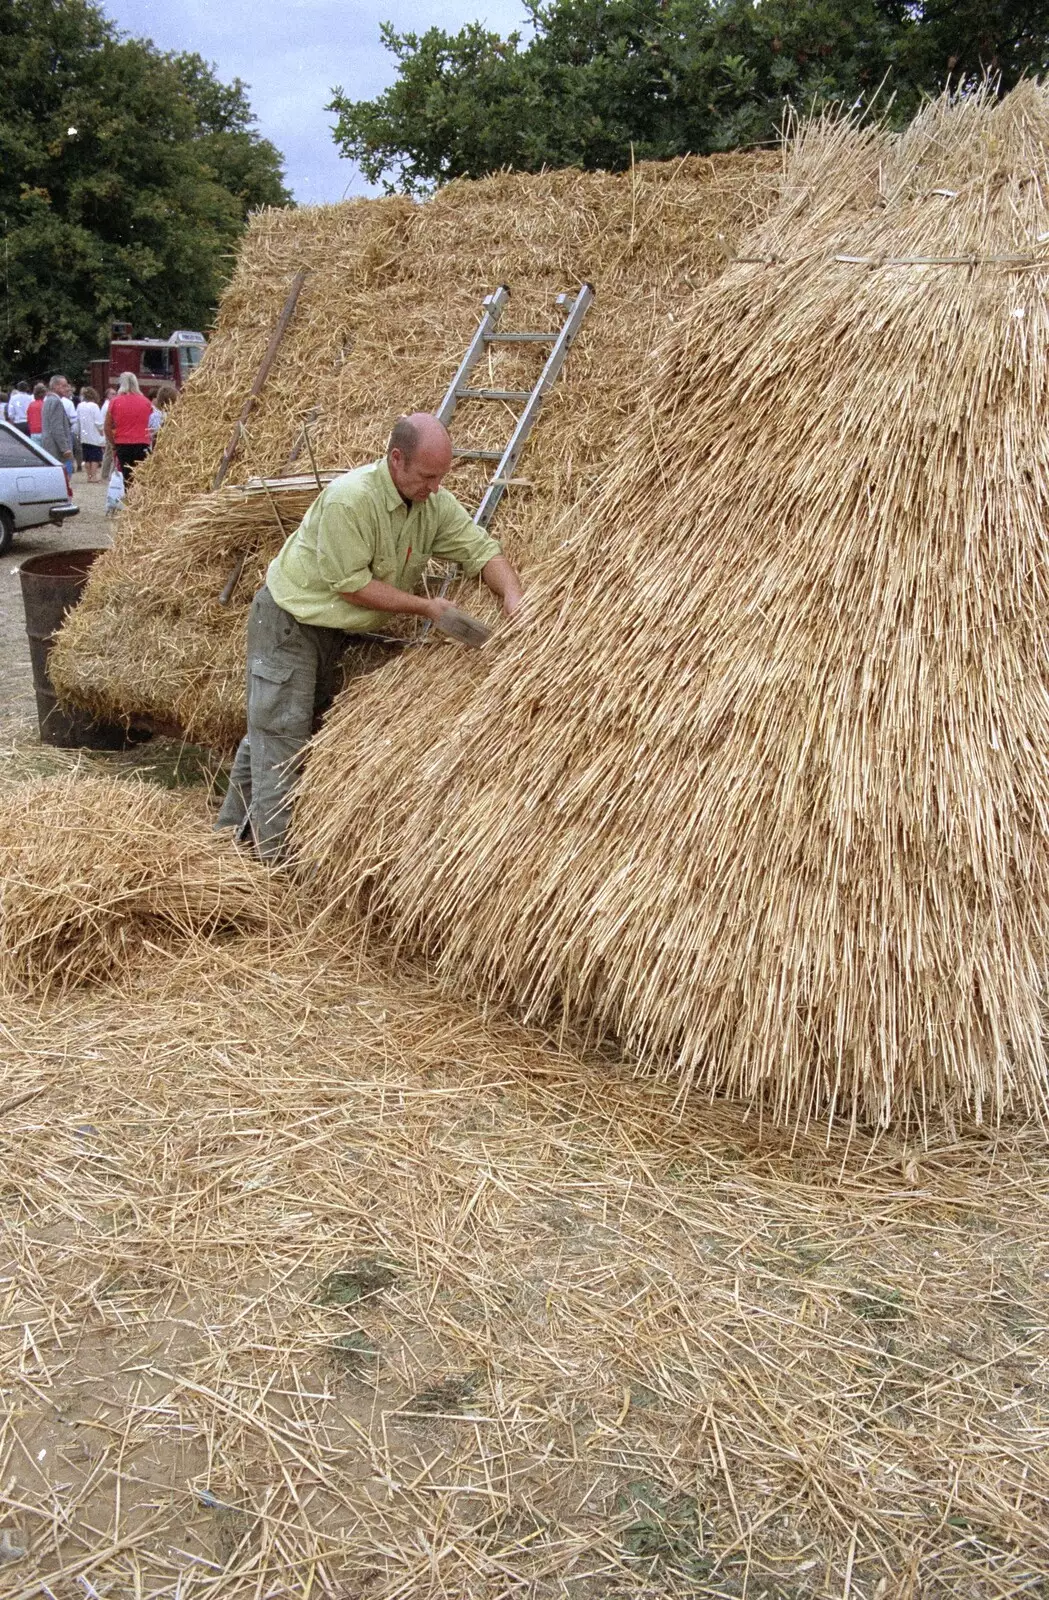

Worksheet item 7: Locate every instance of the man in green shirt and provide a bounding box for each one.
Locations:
[216,412,524,861]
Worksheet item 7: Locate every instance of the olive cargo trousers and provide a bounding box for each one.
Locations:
[216,586,349,861]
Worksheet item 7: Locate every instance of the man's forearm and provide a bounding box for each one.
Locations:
[339,578,436,619]
[480,555,524,614]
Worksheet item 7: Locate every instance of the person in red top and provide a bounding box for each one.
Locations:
[104,371,153,487]
[26,383,46,442]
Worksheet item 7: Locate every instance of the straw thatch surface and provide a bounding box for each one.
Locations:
[50,156,778,748]
[0,774,275,993]
[294,88,1049,1132]
[1,913,1047,1598]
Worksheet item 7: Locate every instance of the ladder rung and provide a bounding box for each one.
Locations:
[456,387,532,402]
[485,332,556,343]
[454,448,504,460]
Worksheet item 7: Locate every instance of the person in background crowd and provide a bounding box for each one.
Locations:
[104,371,152,487]
[100,382,118,478]
[148,382,177,443]
[60,385,81,471]
[76,385,106,483]
[27,383,46,444]
[41,375,74,481]
[6,382,32,433]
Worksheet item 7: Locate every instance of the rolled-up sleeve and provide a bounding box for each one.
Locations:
[432,494,501,576]
[313,495,375,594]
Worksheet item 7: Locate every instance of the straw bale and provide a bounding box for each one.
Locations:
[49,155,778,747]
[295,87,1049,1130]
[1,924,1047,1595]
[0,774,277,993]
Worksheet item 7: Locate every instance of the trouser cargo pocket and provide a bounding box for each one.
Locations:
[247,657,311,737]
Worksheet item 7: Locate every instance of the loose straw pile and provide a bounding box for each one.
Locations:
[295,87,1049,1131]
[0,774,277,993]
[49,156,778,747]
[1,925,1047,1597]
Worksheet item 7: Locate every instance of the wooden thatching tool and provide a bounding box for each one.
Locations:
[218,548,250,607]
[283,404,322,470]
[212,267,309,492]
[431,605,492,650]
[217,407,322,607]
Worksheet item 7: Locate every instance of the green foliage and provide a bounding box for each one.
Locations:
[315,1257,399,1305]
[329,0,1049,193]
[615,1478,714,1578]
[329,1329,380,1376]
[848,1284,909,1322]
[0,0,291,380]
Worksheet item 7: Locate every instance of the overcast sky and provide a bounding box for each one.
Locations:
[103,0,531,203]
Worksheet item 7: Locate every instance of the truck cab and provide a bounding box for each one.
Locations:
[89,328,206,399]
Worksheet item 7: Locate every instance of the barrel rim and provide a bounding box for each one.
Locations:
[18,548,107,580]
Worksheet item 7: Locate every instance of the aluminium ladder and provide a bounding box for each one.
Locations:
[425,282,594,608]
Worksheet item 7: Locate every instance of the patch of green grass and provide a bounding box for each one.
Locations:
[0,730,224,794]
[329,1330,379,1378]
[615,1478,714,1578]
[120,738,223,791]
[401,1370,483,1414]
[316,1257,399,1306]
[847,1286,908,1323]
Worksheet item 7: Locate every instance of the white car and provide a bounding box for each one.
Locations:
[0,421,79,554]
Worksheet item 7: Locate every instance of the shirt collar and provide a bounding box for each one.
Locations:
[375,456,408,514]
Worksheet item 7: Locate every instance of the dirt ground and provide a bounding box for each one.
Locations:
[1,478,111,743]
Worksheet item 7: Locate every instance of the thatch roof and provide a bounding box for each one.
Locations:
[50,156,777,747]
[294,87,1049,1131]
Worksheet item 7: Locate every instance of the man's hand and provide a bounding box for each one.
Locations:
[480,555,524,618]
[426,596,462,628]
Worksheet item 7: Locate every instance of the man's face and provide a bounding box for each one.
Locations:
[56,379,70,397]
[389,438,453,503]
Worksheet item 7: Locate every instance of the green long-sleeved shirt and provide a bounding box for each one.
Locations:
[266,457,501,631]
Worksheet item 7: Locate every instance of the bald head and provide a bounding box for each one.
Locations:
[387,412,454,503]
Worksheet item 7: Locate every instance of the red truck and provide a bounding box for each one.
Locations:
[88,325,206,398]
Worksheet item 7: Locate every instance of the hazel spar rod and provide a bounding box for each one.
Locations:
[212,267,309,493]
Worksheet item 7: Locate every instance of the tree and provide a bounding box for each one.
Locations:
[0,0,291,380]
[329,0,1049,194]
[171,51,290,214]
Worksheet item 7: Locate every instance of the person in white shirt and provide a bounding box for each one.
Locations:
[147,382,177,442]
[76,386,106,483]
[6,383,32,432]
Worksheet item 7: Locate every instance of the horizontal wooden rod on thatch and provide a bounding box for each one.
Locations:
[734,249,1049,268]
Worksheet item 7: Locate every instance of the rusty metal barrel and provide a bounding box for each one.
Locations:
[18,549,133,749]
